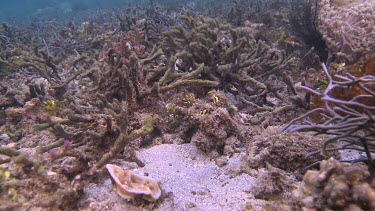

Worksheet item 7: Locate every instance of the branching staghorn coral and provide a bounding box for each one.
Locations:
[3,20,117,101]
[26,24,222,184]
[162,15,298,115]
[282,63,375,175]
[0,24,32,76]
[33,26,218,175]
[99,26,218,103]
[19,50,97,100]
[87,27,221,165]
[98,29,151,103]
[0,147,41,171]
[93,95,158,169]
[29,20,107,57]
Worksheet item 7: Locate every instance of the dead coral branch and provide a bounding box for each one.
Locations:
[95,111,158,169]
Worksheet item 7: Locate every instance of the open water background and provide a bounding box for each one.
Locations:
[0,0,198,22]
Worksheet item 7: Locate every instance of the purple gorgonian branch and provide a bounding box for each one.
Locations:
[282,63,375,175]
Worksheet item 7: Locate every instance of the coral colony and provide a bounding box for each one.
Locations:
[0,0,374,210]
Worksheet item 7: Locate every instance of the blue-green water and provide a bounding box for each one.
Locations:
[0,0,195,23]
[0,0,137,21]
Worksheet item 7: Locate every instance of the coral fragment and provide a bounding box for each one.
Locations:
[106,164,161,202]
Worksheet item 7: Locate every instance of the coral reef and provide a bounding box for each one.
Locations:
[2,0,373,209]
[293,158,375,210]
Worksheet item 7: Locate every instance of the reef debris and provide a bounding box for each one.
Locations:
[106,164,161,202]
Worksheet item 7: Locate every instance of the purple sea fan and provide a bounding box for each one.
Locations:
[282,63,375,176]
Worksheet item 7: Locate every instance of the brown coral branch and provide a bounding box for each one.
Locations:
[160,79,219,92]
[95,114,158,169]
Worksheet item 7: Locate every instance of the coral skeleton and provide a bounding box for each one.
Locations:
[106,164,161,202]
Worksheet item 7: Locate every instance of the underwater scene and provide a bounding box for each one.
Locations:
[0,0,374,210]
